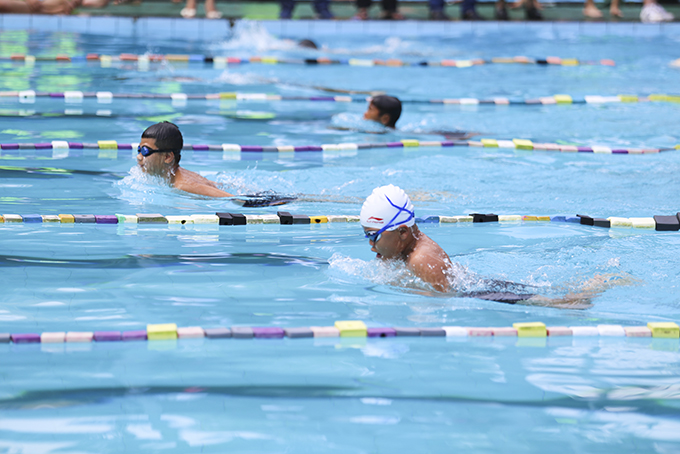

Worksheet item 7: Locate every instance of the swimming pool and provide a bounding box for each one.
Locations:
[1,18,680,453]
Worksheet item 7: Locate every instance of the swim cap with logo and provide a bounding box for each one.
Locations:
[360,184,415,231]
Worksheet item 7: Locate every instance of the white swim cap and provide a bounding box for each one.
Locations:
[360,184,415,230]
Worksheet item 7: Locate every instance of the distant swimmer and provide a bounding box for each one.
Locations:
[359,185,631,308]
[137,121,234,198]
[363,95,402,128]
[297,39,318,49]
[360,95,474,139]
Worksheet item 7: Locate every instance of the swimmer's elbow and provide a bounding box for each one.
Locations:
[432,279,450,293]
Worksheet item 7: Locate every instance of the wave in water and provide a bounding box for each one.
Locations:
[211,20,300,53]
[327,251,566,295]
[211,21,437,58]
[329,113,390,134]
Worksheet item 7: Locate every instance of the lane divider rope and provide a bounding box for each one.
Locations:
[2,212,680,231]
[5,92,675,106]
[2,54,616,67]
[3,321,678,345]
[0,139,675,154]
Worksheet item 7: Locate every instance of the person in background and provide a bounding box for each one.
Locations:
[280,0,333,19]
[583,0,622,18]
[298,39,319,49]
[0,0,78,13]
[470,0,542,20]
[639,0,674,22]
[353,0,403,20]
[360,95,473,138]
[137,122,233,197]
[181,0,222,18]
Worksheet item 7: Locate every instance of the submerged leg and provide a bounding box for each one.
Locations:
[520,273,640,310]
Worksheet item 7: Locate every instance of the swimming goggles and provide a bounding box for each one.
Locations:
[137,145,177,157]
[364,195,415,243]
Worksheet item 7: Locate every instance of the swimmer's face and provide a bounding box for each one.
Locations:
[364,227,404,260]
[137,138,174,176]
[363,102,390,126]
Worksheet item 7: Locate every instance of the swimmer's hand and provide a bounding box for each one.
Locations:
[231,192,298,207]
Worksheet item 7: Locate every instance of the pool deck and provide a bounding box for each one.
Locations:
[30,0,680,22]
[2,14,679,40]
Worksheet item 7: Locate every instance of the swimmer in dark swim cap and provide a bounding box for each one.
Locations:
[360,184,632,308]
[298,39,318,49]
[360,95,474,139]
[363,95,402,128]
[137,121,234,198]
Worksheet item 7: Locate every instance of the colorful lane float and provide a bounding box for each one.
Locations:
[2,53,616,68]
[2,212,680,231]
[3,321,679,347]
[0,139,675,154]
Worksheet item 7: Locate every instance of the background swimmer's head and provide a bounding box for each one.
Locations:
[360,184,415,231]
[364,95,402,128]
[298,39,318,49]
[141,121,183,166]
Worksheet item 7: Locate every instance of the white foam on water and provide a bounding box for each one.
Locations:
[329,113,389,134]
[212,20,298,53]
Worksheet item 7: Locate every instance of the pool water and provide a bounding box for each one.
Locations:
[1,19,680,453]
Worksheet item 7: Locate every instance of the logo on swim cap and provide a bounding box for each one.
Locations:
[360,184,415,230]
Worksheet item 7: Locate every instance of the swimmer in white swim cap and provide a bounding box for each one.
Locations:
[360,184,454,292]
[359,185,633,307]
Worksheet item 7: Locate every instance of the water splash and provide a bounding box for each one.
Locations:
[331,37,436,58]
[399,114,468,136]
[330,113,389,134]
[115,166,181,207]
[211,20,298,53]
[327,253,437,291]
[215,71,268,86]
[327,250,638,309]
[214,169,296,195]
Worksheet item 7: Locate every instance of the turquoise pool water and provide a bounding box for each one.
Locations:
[1,19,680,453]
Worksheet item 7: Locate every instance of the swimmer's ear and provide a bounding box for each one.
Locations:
[398,226,409,238]
[379,113,391,126]
[162,153,175,165]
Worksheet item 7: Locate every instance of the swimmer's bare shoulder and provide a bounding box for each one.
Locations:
[406,233,453,292]
[173,167,233,197]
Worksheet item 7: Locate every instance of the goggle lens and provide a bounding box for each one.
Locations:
[137,145,176,157]
[364,230,382,243]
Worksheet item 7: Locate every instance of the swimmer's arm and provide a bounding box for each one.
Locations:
[408,255,451,293]
[173,168,234,197]
[327,125,388,134]
[177,182,234,198]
